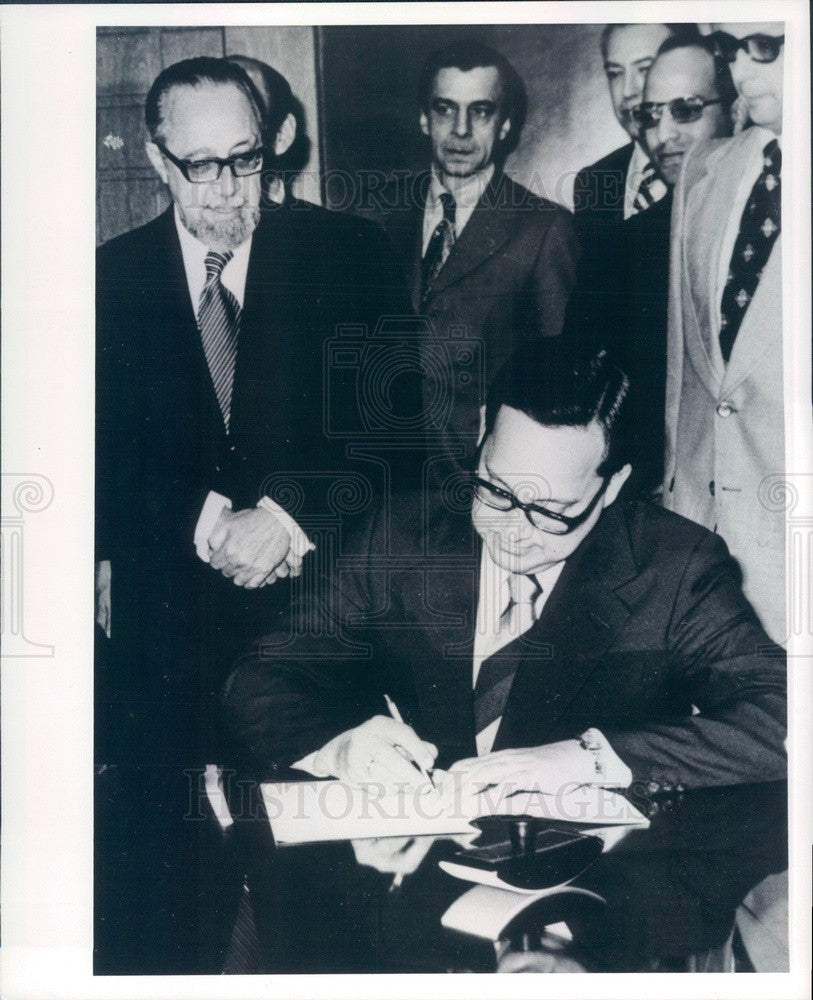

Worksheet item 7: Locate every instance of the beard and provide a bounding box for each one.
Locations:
[180,202,261,251]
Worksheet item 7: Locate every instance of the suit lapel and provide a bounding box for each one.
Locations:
[408,513,481,758]
[150,210,225,436]
[720,239,781,392]
[493,505,638,750]
[426,172,519,298]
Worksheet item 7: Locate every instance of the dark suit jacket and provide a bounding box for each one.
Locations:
[359,171,577,479]
[225,494,786,789]
[564,192,673,494]
[96,199,410,761]
[572,142,634,230]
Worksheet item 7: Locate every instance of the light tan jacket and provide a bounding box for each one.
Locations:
[664,128,785,644]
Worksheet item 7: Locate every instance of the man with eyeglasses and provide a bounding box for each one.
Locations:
[95,56,407,972]
[572,23,699,244]
[565,36,734,496]
[226,342,785,804]
[664,22,785,647]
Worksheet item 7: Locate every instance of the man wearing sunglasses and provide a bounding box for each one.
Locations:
[665,22,785,647]
[227,342,785,805]
[572,22,699,245]
[564,36,734,494]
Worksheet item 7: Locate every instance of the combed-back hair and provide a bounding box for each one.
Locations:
[654,33,739,112]
[417,39,527,155]
[144,56,265,142]
[600,22,701,61]
[484,341,632,477]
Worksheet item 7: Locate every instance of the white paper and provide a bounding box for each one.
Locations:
[261,778,648,844]
[441,884,605,941]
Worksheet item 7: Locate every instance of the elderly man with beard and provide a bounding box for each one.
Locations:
[95,56,406,972]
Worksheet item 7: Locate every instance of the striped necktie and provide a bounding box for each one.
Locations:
[719,140,781,363]
[198,250,241,430]
[632,160,662,214]
[473,573,542,744]
[421,191,456,304]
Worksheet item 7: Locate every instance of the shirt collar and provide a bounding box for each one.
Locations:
[173,205,254,312]
[481,543,567,620]
[428,163,495,211]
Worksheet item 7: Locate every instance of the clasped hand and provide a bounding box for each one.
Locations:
[208,506,299,588]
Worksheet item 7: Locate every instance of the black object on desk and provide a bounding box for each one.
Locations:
[452,816,603,890]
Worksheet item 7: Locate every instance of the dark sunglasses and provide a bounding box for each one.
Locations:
[470,474,611,535]
[632,97,722,130]
[709,31,785,64]
[155,142,264,184]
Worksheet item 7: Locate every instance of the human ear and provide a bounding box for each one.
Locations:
[273,113,297,156]
[603,464,632,507]
[419,110,430,136]
[499,117,511,141]
[145,141,168,184]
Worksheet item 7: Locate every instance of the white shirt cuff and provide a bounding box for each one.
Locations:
[195,491,233,562]
[257,495,315,559]
[578,728,632,788]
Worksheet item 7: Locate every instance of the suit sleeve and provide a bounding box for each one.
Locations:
[532,207,578,340]
[222,509,385,780]
[604,531,786,788]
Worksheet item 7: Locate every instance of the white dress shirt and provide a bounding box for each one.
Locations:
[624,140,668,220]
[173,209,315,565]
[472,546,565,755]
[421,164,495,255]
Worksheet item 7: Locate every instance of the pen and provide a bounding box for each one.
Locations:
[383,693,436,790]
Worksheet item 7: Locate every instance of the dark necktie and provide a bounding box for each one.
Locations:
[473,574,542,743]
[719,140,781,363]
[198,250,241,430]
[421,191,456,304]
[632,160,660,213]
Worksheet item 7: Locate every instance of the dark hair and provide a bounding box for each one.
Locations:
[418,40,527,155]
[144,56,265,142]
[484,342,631,477]
[600,22,701,62]
[654,33,739,111]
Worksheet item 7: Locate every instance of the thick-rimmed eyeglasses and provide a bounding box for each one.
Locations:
[471,474,611,535]
[632,97,722,130]
[709,31,785,64]
[155,142,264,183]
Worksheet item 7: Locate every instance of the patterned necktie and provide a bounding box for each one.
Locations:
[632,159,664,214]
[473,573,542,742]
[198,250,241,430]
[719,140,781,363]
[421,191,456,304]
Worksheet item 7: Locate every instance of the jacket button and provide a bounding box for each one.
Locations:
[709,480,715,497]
[647,781,660,795]
[716,401,733,417]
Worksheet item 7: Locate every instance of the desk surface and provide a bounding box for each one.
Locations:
[235,780,787,973]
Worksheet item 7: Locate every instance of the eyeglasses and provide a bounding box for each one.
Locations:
[632,97,722,130]
[155,142,264,183]
[709,31,785,64]
[471,474,611,535]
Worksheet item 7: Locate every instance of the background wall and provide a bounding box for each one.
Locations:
[97,23,626,243]
[316,23,627,210]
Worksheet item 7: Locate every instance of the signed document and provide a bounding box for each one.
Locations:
[261,776,649,844]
